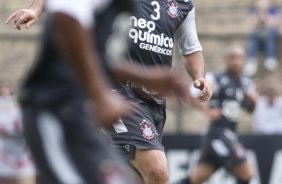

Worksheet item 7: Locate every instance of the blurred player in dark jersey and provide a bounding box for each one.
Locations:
[177,45,257,184]
[8,1,213,183]
[11,0,137,183]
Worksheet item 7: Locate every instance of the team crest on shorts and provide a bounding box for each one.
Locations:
[139,119,155,140]
[167,0,179,18]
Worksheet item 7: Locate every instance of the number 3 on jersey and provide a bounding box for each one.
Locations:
[151,1,160,20]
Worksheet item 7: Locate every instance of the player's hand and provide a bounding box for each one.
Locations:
[193,78,213,103]
[94,91,134,128]
[6,8,39,30]
[244,90,258,112]
[245,90,259,103]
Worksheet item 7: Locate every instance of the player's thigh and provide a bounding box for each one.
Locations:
[131,149,168,181]
[232,160,254,181]
[190,163,216,184]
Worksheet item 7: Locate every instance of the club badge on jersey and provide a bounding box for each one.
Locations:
[167,0,179,18]
[139,119,155,140]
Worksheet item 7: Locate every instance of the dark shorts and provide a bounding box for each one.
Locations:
[199,128,247,170]
[108,88,166,161]
[21,100,134,184]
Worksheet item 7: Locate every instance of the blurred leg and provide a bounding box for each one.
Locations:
[189,163,216,184]
[264,28,279,59]
[246,31,260,60]
[263,29,279,71]
[232,160,253,184]
[244,31,260,76]
[0,177,18,184]
[18,175,36,184]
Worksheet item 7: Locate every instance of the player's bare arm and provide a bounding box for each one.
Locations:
[52,13,132,127]
[245,91,258,112]
[6,0,45,30]
[175,7,213,103]
[184,51,213,103]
